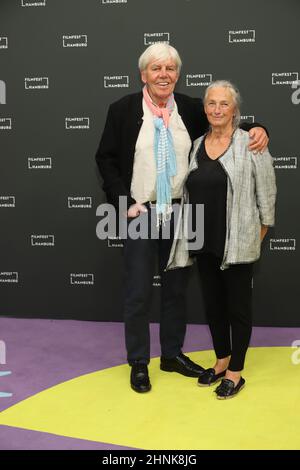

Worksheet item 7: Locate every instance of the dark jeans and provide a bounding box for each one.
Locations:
[123,205,189,365]
[196,253,254,371]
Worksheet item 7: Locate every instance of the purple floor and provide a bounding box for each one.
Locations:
[0,317,299,450]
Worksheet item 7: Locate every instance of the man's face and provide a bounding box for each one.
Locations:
[141,58,179,106]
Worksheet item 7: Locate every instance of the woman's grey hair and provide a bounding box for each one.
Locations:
[204,80,241,128]
[138,43,182,73]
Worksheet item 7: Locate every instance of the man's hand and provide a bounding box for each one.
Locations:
[248,127,269,153]
[127,203,148,218]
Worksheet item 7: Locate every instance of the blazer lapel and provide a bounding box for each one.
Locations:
[126,92,144,156]
[219,147,235,188]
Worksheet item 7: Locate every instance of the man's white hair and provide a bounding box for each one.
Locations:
[138,43,182,73]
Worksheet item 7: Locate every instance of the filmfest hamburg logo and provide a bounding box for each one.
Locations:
[63,35,87,48]
[104,76,129,88]
[186,74,212,87]
[241,115,255,124]
[153,275,161,288]
[272,72,299,86]
[229,30,255,43]
[108,236,123,248]
[0,272,18,283]
[31,235,55,247]
[25,77,49,90]
[0,118,12,130]
[0,196,15,207]
[21,0,46,6]
[0,37,8,49]
[65,117,90,130]
[101,0,127,3]
[68,197,92,209]
[70,274,94,285]
[273,157,297,170]
[270,239,296,251]
[144,33,170,45]
[28,157,52,169]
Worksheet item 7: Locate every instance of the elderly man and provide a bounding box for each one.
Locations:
[95,44,268,393]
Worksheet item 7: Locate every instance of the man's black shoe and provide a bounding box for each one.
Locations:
[160,352,205,377]
[130,364,151,393]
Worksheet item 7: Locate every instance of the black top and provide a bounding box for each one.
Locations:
[186,138,227,258]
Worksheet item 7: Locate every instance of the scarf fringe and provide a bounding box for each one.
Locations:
[156,203,173,228]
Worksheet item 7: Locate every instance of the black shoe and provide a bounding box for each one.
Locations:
[214,377,245,399]
[130,364,151,393]
[198,368,226,387]
[160,352,205,377]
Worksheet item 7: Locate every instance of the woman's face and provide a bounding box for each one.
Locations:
[141,57,179,105]
[204,87,236,129]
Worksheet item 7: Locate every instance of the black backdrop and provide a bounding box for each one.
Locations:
[0,0,299,326]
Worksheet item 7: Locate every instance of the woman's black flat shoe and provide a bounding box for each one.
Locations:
[215,377,245,399]
[197,368,226,387]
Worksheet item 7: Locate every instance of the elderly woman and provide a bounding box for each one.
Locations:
[168,80,276,399]
[96,44,269,394]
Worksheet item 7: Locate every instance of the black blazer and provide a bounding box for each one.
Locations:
[95,92,208,208]
[95,91,259,208]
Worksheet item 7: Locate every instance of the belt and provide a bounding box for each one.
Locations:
[147,198,181,207]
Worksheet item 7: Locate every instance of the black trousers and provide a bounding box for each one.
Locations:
[196,253,254,371]
[123,206,189,365]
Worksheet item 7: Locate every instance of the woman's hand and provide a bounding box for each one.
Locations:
[127,203,148,218]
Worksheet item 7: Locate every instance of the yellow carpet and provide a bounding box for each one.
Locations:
[0,347,299,449]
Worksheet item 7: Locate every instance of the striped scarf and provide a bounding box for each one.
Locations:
[142,86,177,226]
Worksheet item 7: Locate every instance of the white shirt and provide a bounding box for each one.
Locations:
[130,99,192,204]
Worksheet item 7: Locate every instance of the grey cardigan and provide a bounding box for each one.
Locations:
[166,129,277,271]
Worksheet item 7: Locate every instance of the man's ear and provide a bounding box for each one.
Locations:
[141,71,147,84]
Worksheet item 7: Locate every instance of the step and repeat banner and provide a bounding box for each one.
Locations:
[0,0,299,325]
